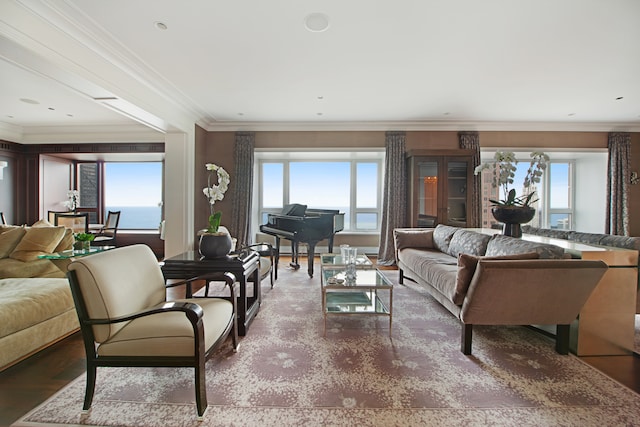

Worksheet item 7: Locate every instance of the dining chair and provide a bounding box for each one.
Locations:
[91,210,121,246]
[67,244,237,419]
[54,212,89,234]
[48,210,69,224]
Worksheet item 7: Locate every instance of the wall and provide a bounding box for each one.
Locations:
[40,155,73,221]
[197,129,640,253]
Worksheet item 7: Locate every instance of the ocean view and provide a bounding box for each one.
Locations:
[106,206,161,230]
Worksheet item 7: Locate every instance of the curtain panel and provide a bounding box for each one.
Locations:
[377,131,407,266]
[458,131,481,228]
[606,132,631,236]
[231,132,255,246]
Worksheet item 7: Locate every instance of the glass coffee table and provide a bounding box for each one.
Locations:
[320,253,373,267]
[37,246,116,259]
[321,267,393,337]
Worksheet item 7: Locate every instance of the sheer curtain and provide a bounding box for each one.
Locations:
[377,131,407,266]
[231,132,255,246]
[606,132,630,236]
[458,131,481,227]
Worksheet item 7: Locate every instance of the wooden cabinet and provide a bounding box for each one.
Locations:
[407,150,474,228]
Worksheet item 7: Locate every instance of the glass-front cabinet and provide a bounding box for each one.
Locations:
[407,150,474,228]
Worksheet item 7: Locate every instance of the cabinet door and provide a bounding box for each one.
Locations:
[444,158,470,227]
[413,158,439,227]
[408,154,472,228]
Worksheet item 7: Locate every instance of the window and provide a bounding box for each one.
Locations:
[77,161,163,230]
[478,151,606,232]
[257,151,384,232]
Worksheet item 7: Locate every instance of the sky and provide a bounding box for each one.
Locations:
[104,162,163,207]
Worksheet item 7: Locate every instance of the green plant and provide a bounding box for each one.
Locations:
[74,232,95,242]
[474,151,549,207]
[202,163,230,233]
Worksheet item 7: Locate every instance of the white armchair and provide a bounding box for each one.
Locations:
[67,244,237,419]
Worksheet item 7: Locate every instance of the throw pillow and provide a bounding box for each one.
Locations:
[432,224,459,254]
[54,227,75,253]
[454,252,540,305]
[448,229,492,258]
[393,229,434,251]
[0,227,27,259]
[484,234,566,259]
[32,219,55,228]
[10,226,66,262]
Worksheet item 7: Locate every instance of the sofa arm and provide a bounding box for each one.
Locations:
[461,259,607,325]
[393,228,435,252]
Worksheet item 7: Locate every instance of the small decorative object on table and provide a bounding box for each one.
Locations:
[199,162,232,258]
[474,151,549,237]
[74,232,95,250]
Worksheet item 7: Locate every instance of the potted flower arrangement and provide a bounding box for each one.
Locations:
[474,151,549,237]
[199,163,232,258]
[63,190,79,211]
[73,232,95,250]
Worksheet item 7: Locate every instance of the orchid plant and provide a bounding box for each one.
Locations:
[202,163,230,233]
[474,151,549,207]
[62,190,79,211]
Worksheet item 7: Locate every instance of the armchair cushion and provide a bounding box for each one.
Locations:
[97,298,233,357]
[0,227,26,259]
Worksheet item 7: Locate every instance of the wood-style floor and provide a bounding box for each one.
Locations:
[1,258,638,427]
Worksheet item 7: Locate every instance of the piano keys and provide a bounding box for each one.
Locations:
[260,204,344,277]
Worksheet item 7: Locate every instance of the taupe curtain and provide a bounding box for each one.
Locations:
[458,131,481,227]
[377,131,407,266]
[230,132,255,246]
[606,132,631,236]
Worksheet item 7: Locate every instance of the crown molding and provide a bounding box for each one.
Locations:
[203,120,640,133]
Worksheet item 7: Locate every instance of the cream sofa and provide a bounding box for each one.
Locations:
[393,225,608,355]
[0,222,79,370]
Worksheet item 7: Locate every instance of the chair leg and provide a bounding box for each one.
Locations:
[83,363,97,412]
[461,324,473,355]
[555,324,570,355]
[195,360,208,419]
[398,269,404,284]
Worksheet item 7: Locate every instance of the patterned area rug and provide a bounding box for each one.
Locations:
[14,264,640,427]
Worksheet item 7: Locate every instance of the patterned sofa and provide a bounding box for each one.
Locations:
[521,225,640,313]
[393,225,608,355]
[0,222,79,370]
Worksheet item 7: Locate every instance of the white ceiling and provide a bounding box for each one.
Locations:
[1,0,640,142]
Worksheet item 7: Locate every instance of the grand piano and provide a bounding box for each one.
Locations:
[260,204,344,278]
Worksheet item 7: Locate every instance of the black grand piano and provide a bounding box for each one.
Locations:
[260,204,344,278]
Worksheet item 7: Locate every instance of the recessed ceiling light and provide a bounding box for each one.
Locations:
[443,112,450,116]
[6,115,14,119]
[304,13,330,32]
[615,96,624,100]
[317,96,324,100]
[154,21,168,30]
[238,112,244,116]
[568,113,576,117]
[19,98,39,104]
[48,107,55,111]
[317,112,323,116]
[67,114,74,117]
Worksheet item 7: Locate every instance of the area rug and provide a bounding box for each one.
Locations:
[14,264,640,427]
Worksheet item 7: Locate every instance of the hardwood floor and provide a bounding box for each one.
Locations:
[1,259,638,427]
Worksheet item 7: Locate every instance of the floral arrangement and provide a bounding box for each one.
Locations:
[474,151,549,207]
[74,232,95,242]
[202,163,230,233]
[62,190,79,211]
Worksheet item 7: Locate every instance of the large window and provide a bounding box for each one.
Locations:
[257,151,384,232]
[478,151,607,232]
[77,161,163,230]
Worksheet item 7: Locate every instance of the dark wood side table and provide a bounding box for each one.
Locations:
[160,250,260,336]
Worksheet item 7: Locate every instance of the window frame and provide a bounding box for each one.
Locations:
[255,150,385,233]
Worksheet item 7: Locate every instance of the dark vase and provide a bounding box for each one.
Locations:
[198,233,233,259]
[491,206,536,238]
